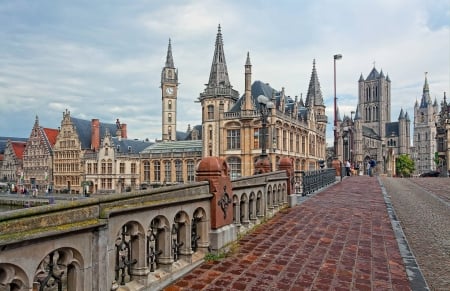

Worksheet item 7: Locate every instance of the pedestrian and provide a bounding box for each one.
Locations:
[367,161,371,176]
[345,160,351,176]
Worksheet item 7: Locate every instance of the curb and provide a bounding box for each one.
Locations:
[377,177,430,291]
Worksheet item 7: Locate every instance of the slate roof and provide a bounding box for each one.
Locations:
[141,140,202,154]
[112,137,153,154]
[362,126,380,139]
[385,122,400,137]
[71,117,119,149]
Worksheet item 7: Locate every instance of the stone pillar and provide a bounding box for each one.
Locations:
[196,157,236,252]
[331,158,342,178]
[278,157,296,207]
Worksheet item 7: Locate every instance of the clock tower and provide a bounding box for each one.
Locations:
[161,39,178,141]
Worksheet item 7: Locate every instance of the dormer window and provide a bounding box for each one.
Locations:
[116,145,120,152]
[128,146,132,153]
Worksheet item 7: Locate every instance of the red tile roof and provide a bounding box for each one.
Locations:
[43,128,59,147]
[11,141,26,159]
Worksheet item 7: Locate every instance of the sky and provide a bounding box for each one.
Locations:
[0,0,449,146]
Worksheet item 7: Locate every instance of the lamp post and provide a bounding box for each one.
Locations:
[333,54,342,158]
[254,95,274,174]
[257,95,274,159]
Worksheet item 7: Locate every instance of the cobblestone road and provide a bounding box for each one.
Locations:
[381,177,450,291]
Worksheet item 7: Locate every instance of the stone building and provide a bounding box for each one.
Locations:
[83,126,151,194]
[198,26,327,177]
[0,139,26,191]
[52,109,128,194]
[337,66,411,176]
[413,73,439,174]
[435,92,450,175]
[0,136,27,186]
[21,116,59,193]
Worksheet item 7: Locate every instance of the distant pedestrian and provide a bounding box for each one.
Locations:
[367,161,371,176]
[345,160,351,176]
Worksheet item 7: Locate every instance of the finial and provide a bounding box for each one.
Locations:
[218,24,221,33]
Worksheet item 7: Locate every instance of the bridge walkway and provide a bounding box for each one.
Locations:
[165,176,423,291]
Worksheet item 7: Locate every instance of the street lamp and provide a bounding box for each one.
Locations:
[257,95,274,158]
[254,95,274,174]
[333,54,342,158]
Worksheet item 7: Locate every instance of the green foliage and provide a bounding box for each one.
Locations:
[396,154,415,177]
[204,252,227,262]
[434,152,440,166]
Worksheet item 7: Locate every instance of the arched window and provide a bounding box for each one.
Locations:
[175,160,183,183]
[154,161,160,182]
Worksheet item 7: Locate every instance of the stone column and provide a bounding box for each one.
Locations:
[196,157,236,252]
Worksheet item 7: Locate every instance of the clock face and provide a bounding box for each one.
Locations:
[166,87,174,95]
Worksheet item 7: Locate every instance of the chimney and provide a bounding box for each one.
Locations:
[121,124,127,139]
[91,119,100,151]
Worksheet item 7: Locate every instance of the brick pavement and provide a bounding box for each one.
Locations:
[165,176,414,291]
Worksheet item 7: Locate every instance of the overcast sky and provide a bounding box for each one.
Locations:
[0,0,448,146]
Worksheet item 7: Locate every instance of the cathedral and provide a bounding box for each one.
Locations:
[336,66,411,176]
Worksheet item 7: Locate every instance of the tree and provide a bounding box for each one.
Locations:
[396,154,415,177]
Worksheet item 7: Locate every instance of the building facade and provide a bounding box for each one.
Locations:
[337,67,411,176]
[52,109,127,194]
[0,139,26,192]
[435,92,450,175]
[21,116,59,193]
[83,128,151,194]
[413,73,439,174]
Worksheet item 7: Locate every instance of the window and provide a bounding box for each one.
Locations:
[105,148,108,156]
[164,161,172,182]
[154,161,160,182]
[120,163,125,174]
[107,160,113,174]
[228,157,241,180]
[168,100,172,110]
[175,160,183,183]
[101,160,106,174]
[187,160,195,182]
[87,163,92,174]
[168,113,172,123]
[131,163,136,174]
[144,161,150,182]
[207,105,214,120]
[253,129,260,149]
[296,134,300,153]
[227,129,241,150]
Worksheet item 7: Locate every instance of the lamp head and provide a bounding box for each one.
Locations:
[334,54,342,60]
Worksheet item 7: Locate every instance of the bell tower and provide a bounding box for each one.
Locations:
[161,39,178,141]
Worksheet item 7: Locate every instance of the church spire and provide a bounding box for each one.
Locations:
[165,38,174,68]
[207,24,231,87]
[420,72,431,108]
[305,59,324,107]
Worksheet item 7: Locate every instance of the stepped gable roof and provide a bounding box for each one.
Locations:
[385,122,400,137]
[141,140,202,154]
[71,117,119,149]
[11,141,27,159]
[111,137,153,154]
[362,125,380,139]
[0,137,28,154]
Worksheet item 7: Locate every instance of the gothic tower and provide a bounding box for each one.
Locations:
[305,59,327,133]
[413,73,439,173]
[198,25,239,157]
[357,67,391,139]
[161,39,178,141]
